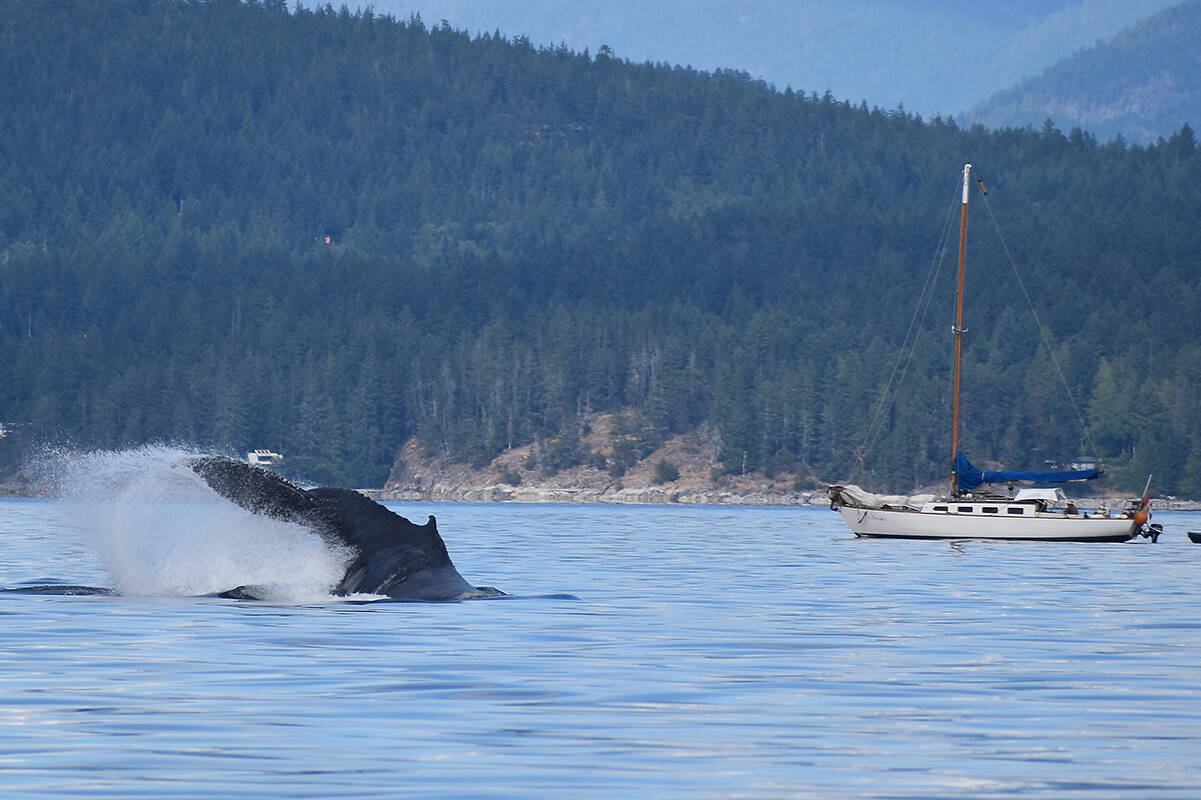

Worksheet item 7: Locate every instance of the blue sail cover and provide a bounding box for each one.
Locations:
[954,452,1101,492]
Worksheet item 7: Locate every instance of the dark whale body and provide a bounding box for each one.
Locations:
[2,584,116,596]
[187,457,501,601]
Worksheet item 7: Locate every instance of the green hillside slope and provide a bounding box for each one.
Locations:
[1,0,1199,494]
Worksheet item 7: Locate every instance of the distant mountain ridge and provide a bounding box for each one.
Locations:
[373,0,1178,118]
[965,0,1201,143]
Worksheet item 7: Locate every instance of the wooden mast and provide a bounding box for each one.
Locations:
[950,163,971,496]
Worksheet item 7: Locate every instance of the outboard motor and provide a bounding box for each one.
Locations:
[1139,522,1163,543]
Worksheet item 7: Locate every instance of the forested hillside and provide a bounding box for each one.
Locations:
[2,0,1200,493]
[967,0,1201,144]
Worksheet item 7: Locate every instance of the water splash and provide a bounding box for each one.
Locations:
[40,445,348,601]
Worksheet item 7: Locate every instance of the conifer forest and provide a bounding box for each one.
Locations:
[2,0,1200,493]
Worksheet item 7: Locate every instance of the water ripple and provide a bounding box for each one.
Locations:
[3,499,1201,797]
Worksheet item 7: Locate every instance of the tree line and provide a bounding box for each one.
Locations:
[1,0,1199,493]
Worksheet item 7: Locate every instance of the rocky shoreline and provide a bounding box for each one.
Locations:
[7,415,1198,510]
[378,423,832,506]
[377,482,832,506]
[374,482,1201,511]
[376,426,1201,510]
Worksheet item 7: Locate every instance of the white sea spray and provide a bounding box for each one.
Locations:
[38,445,348,601]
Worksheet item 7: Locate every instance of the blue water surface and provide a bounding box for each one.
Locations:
[2,495,1201,799]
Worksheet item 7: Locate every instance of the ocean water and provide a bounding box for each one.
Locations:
[3,449,1201,799]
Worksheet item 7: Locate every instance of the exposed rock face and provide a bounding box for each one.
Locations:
[383,480,826,506]
[380,413,1189,508]
[382,414,830,506]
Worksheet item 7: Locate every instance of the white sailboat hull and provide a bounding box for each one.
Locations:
[838,505,1139,542]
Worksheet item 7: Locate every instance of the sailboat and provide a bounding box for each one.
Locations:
[829,164,1153,542]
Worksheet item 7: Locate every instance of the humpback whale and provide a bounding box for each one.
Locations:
[185,456,502,601]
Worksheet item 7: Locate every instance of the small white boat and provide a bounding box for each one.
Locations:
[829,164,1152,542]
[247,449,284,467]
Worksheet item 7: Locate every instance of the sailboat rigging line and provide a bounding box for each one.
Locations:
[975,181,1099,458]
[857,186,960,468]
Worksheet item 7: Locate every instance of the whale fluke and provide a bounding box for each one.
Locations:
[185,457,500,601]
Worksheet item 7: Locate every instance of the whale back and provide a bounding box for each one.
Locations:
[305,487,473,599]
[186,457,477,600]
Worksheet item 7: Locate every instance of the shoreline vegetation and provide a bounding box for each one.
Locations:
[4,437,1196,511]
[3,3,1200,497]
[379,413,831,506]
[370,414,1201,510]
[3,412,1194,509]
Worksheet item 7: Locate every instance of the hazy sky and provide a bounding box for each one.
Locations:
[357,0,1181,116]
